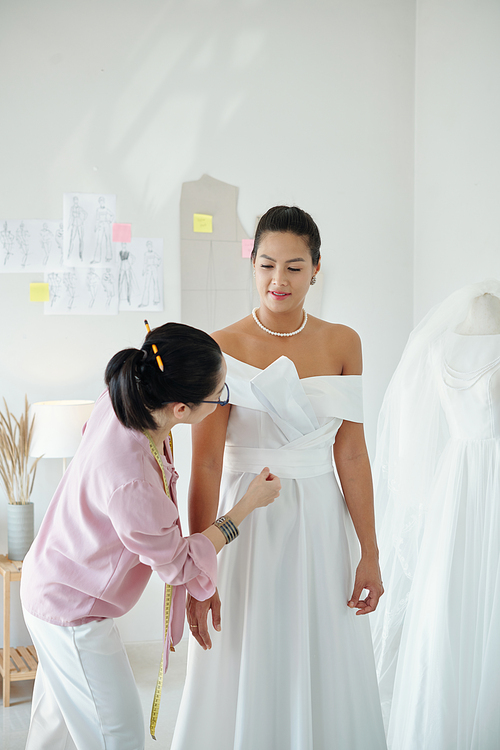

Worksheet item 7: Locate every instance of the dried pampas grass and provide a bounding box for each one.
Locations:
[0,396,41,504]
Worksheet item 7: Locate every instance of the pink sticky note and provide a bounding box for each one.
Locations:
[112,223,132,243]
[242,239,254,258]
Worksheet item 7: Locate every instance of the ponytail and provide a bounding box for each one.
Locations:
[105,348,157,431]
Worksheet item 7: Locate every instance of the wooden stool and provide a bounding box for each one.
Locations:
[0,554,38,706]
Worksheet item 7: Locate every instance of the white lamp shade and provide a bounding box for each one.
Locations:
[29,400,94,458]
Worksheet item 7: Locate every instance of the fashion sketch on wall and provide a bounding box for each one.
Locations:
[0,219,62,271]
[117,237,163,312]
[44,266,119,315]
[63,193,116,268]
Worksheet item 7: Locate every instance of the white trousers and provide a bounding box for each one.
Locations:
[23,610,145,750]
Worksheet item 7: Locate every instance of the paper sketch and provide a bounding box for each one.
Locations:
[86,269,100,307]
[67,196,88,261]
[118,237,163,312]
[16,222,30,266]
[39,223,54,265]
[44,266,119,315]
[47,272,63,307]
[92,197,114,264]
[140,241,161,306]
[63,193,116,267]
[118,245,134,305]
[63,270,78,310]
[180,175,253,332]
[0,219,63,272]
[55,222,64,263]
[101,268,116,308]
[1,222,15,265]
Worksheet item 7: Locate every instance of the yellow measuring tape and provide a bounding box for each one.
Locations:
[145,430,175,741]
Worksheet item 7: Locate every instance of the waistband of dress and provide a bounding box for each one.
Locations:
[223,445,333,479]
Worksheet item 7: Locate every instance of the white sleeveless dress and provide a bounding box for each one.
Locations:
[383,333,500,749]
[171,354,386,750]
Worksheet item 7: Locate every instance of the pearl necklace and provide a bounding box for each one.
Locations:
[252,307,308,337]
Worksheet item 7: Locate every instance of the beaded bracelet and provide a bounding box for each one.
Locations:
[213,516,239,544]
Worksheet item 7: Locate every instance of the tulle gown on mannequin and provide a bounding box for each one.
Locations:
[372,282,500,750]
[171,354,386,750]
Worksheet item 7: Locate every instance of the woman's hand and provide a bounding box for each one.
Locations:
[243,467,281,509]
[201,469,281,555]
[191,469,280,648]
[186,590,221,650]
[348,555,384,615]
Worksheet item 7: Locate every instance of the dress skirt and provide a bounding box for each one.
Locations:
[171,355,386,750]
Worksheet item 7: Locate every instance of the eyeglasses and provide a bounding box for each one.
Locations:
[200,382,230,406]
[160,383,230,408]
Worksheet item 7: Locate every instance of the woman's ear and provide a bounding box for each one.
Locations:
[171,402,191,421]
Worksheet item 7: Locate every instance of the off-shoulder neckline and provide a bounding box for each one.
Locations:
[222,352,361,381]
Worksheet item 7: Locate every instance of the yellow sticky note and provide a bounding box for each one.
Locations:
[193,213,213,233]
[30,283,50,302]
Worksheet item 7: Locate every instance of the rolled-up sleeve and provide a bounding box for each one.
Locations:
[107,480,217,601]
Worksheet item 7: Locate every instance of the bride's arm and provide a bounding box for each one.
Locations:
[187,402,230,649]
[332,327,384,614]
[334,421,383,614]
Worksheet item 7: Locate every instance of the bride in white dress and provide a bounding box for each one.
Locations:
[171,206,386,750]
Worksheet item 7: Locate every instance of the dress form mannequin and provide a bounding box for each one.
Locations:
[456,292,500,335]
[372,280,500,749]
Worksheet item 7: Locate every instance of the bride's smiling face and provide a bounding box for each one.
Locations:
[253,232,320,314]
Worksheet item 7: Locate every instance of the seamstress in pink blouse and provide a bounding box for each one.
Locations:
[21,322,280,750]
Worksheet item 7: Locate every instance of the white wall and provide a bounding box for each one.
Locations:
[414,0,500,322]
[0,0,415,645]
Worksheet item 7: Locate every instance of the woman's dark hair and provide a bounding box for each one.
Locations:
[104,322,223,432]
[251,206,321,265]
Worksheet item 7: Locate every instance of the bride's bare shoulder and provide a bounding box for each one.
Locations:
[309,317,362,374]
[211,316,255,357]
[311,316,361,345]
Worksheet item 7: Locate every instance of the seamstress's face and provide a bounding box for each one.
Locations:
[253,232,317,314]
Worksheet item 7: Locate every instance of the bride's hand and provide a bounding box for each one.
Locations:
[347,556,384,615]
[186,590,221,650]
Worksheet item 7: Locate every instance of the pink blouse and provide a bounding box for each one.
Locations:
[21,390,217,652]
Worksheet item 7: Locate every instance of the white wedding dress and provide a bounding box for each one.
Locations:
[171,355,386,750]
[383,332,500,749]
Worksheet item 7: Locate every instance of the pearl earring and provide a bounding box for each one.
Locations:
[310,276,317,285]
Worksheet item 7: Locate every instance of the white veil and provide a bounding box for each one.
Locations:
[371,278,500,722]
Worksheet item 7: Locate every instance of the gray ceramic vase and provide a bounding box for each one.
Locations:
[7,502,34,561]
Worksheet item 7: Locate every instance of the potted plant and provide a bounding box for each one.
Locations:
[0,396,41,560]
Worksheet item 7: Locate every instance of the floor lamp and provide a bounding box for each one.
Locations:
[29,400,95,474]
